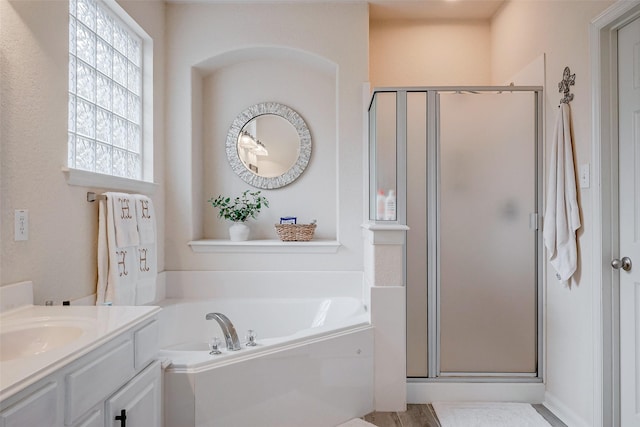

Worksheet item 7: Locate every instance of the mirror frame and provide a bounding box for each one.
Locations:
[225,102,312,189]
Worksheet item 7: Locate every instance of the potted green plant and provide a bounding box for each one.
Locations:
[208,190,269,241]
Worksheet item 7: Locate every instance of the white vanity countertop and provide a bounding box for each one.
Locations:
[0,305,160,402]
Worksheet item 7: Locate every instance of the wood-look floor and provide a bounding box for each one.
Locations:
[364,404,441,427]
[363,404,567,427]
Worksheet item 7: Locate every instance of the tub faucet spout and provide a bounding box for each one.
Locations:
[205,312,242,351]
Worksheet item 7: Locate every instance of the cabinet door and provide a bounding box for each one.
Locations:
[105,361,160,427]
[0,382,58,427]
[73,409,103,427]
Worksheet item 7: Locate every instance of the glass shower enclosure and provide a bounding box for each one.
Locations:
[369,87,543,379]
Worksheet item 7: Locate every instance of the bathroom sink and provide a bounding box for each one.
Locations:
[0,321,87,362]
[0,305,160,403]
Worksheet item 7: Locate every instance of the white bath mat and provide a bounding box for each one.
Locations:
[336,419,376,427]
[432,402,551,427]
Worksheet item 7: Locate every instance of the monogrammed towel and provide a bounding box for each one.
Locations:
[96,194,137,305]
[108,192,140,248]
[134,195,157,305]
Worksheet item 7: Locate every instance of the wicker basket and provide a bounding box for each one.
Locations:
[274,223,316,242]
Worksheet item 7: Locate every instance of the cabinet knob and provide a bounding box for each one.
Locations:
[115,409,127,427]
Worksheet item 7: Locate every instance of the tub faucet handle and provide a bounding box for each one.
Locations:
[246,330,257,347]
[209,337,222,355]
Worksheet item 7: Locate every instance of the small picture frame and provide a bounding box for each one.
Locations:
[280,217,297,224]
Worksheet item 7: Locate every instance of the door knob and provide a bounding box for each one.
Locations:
[611,257,632,272]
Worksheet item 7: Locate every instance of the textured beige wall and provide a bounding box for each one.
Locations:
[0,0,165,303]
[369,19,492,88]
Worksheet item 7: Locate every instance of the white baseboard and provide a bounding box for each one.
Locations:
[407,382,545,404]
[543,392,589,427]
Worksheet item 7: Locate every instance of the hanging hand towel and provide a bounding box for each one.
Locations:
[135,243,157,305]
[96,193,138,305]
[96,198,109,305]
[107,192,140,248]
[134,194,156,244]
[543,103,581,282]
[134,195,157,305]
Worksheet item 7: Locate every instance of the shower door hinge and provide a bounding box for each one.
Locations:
[529,213,540,230]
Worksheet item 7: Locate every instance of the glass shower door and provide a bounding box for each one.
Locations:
[438,92,538,374]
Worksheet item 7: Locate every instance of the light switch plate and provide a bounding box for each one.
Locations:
[14,209,28,241]
[579,163,590,188]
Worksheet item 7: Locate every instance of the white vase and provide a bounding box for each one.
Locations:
[229,222,250,241]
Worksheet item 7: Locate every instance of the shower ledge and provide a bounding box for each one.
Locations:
[187,239,341,254]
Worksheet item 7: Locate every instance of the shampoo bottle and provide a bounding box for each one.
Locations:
[385,189,396,220]
[376,190,386,220]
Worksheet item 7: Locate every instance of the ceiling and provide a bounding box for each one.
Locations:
[167,0,507,22]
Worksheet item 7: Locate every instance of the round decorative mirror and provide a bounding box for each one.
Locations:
[225,102,312,189]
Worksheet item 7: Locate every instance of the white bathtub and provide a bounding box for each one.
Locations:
[159,272,374,427]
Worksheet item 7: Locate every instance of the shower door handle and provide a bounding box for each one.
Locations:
[611,257,632,272]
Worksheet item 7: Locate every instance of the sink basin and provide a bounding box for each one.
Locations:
[0,322,87,362]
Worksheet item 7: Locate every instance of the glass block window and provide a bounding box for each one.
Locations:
[68,0,143,180]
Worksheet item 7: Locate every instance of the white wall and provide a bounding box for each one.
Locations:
[201,55,337,239]
[369,19,492,88]
[165,3,368,271]
[0,0,166,303]
[491,1,613,425]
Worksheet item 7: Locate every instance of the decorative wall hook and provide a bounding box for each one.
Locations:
[558,66,575,104]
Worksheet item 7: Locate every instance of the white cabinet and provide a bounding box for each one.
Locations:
[0,317,160,427]
[0,382,58,427]
[72,409,102,427]
[66,340,135,424]
[106,362,161,427]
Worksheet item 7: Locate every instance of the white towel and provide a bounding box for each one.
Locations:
[96,195,137,305]
[543,103,581,282]
[96,199,109,305]
[106,192,139,248]
[135,243,157,305]
[133,195,157,304]
[134,194,156,244]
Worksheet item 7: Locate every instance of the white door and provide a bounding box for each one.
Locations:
[618,16,640,427]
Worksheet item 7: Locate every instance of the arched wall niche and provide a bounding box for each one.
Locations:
[194,45,337,76]
[190,46,339,240]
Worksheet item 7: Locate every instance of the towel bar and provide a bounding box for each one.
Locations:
[87,192,107,202]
